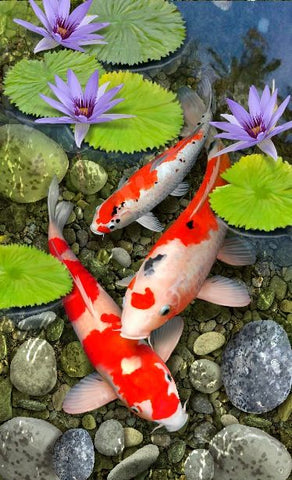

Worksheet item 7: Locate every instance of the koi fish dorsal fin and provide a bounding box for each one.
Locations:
[149,316,184,362]
[189,155,221,219]
[74,275,98,320]
[217,237,256,266]
[63,373,117,414]
[48,177,73,231]
[197,275,250,307]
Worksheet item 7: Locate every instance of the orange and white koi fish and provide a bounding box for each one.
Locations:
[47,178,187,431]
[90,83,212,235]
[120,140,255,340]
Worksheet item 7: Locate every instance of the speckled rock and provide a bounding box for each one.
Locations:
[209,424,292,480]
[124,428,143,447]
[10,338,57,395]
[82,414,96,430]
[17,311,57,330]
[0,124,68,202]
[53,428,94,480]
[190,359,222,393]
[184,449,214,480]
[107,445,159,480]
[193,422,217,446]
[167,440,186,463]
[191,393,213,414]
[0,377,12,422]
[94,420,124,456]
[220,414,239,426]
[0,417,61,480]
[221,320,292,413]
[193,332,225,355]
[112,247,132,267]
[60,341,94,377]
[68,159,108,194]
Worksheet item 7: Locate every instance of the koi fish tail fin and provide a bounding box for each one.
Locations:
[48,176,73,236]
[178,76,213,137]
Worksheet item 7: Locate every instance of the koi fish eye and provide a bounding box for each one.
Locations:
[165,372,172,382]
[130,406,140,414]
[160,305,171,316]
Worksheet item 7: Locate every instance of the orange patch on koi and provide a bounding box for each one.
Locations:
[131,287,155,309]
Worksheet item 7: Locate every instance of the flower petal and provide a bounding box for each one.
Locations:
[260,85,271,111]
[226,98,251,127]
[67,69,83,99]
[58,0,71,19]
[84,70,99,103]
[68,0,92,27]
[266,121,292,137]
[42,0,58,26]
[248,85,261,117]
[13,19,47,36]
[39,94,73,115]
[47,82,73,110]
[95,82,110,101]
[35,116,72,124]
[262,88,278,127]
[74,123,90,147]
[34,36,59,53]
[29,0,51,30]
[267,95,290,130]
[258,138,278,160]
[214,140,255,156]
[220,113,241,125]
[70,22,109,35]
[79,15,99,27]
[215,131,254,142]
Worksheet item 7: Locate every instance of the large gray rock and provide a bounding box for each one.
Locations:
[10,338,57,395]
[184,449,214,480]
[209,424,292,480]
[107,445,159,480]
[0,417,61,480]
[94,420,124,456]
[221,320,292,413]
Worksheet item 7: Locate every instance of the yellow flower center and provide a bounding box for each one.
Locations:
[251,125,262,136]
[79,107,89,116]
[57,26,67,37]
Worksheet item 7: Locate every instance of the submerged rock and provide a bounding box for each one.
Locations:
[107,445,159,480]
[94,420,124,456]
[68,159,108,195]
[0,417,61,480]
[0,124,68,203]
[209,424,292,480]
[10,338,57,395]
[189,359,222,394]
[0,377,12,422]
[53,428,95,480]
[221,320,292,413]
[184,449,214,480]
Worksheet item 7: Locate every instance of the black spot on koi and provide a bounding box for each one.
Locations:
[144,254,166,276]
[186,220,194,229]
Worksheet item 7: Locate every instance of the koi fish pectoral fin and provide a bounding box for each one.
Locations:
[116,274,135,288]
[63,372,117,414]
[136,212,163,232]
[217,237,256,266]
[197,275,251,307]
[170,182,189,197]
[149,316,184,362]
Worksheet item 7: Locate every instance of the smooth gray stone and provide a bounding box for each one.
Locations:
[94,420,124,456]
[0,417,61,480]
[221,320,292,413]
[184,449,214,480]
[53,429,94,480]
[107,445,159,480]
[209,424,292,480]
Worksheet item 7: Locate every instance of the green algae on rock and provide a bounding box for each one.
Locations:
[0,377,12,422]
[0,124,68,203]
[67,159,108,195]
[61,341,94,378]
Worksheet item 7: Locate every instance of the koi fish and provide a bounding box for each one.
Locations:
[47,178,187,431]
[90,82,213,235]
[120,140,255,340]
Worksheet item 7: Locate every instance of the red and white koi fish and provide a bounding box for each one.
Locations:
[120,140,255,340]
[90,83,213,235]
[47,178,187,431]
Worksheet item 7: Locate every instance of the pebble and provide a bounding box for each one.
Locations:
[60,341,93,377]
[280,299,292,313]
[184,449,214,480]
[257,288,275,310]
[0,333,7,358]
[46,317,64,341]
[193,332,225,355]
[52,384,71,411]
[76,230,89,248]
[0,124,68,203]
[53,428,95,480]
[112,247,132,268]
[151,434,171,448]
[167,440,186,463]
[0,417,61,480]
[0,377,12,422]
[221,320,292,413]
[191,393,214,414]
[209,424,292,480]
[94,420,125,456]
[10,338,57,395]
[189,359,222,393]
[270,276,287,300]
[107,445,159,480]
[193,422,217,447]
[220,414,239,426]
[68,159,108,195]
[82,414,97,430]
[124,427,143,447]
[17,311,57,330]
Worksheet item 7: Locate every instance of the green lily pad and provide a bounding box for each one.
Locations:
[86,0,186,65]
[85,70,184,153]
[0,245,73,309]
[209,154,292,232]
[4,50,104,117]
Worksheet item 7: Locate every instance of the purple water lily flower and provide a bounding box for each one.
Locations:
[14,0,109,53]
[210,85,292,160]
[35,69,134,147]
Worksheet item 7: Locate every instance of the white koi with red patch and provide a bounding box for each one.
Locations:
[120,140,255,340]
[47,178,187,431]
[90,84,212,235]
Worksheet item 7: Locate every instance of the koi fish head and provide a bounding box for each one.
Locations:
[118,351,188,432]
[90,201,131,235]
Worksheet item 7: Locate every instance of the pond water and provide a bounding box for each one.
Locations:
[0,1,291,480]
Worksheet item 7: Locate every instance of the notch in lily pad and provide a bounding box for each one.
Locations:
[0,245,73,310]
[209,154,292,232]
